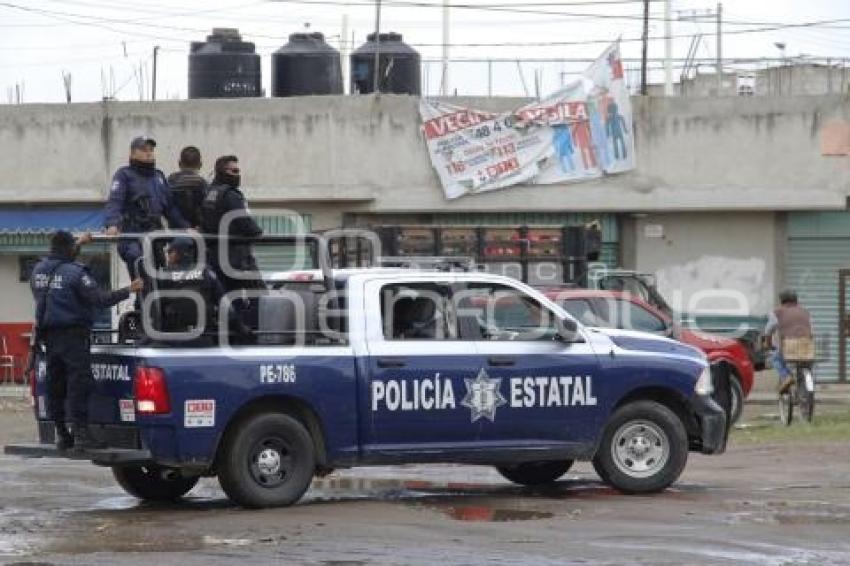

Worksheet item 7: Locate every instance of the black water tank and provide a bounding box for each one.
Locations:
[350,32,420,95]
[272,32,343,97]
[189,28,261,99]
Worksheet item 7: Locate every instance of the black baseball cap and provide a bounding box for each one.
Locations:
[130,136,156,151]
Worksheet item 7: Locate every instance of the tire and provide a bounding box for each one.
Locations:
[729,375,744,425]
[112,465,199,502]
[217,412,315,508]
[800,368,815,423]
[592,401,688,494]
[778,391,793,426]
[496,460,573,486]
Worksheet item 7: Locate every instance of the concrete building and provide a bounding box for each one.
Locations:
[1,94,849,379]
[648,61,850,97]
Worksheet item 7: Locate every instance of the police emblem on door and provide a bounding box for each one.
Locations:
[461,368,507,423]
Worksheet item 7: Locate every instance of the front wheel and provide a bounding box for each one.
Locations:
[112,465,199,502]
[217,412,315,508]
[592,401,688,494]
[496,460,573,486]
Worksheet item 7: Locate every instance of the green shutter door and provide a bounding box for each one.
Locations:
[786,212,850,382]
[252,214,313,272]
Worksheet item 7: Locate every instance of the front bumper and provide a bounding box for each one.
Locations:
[690,394,727,454]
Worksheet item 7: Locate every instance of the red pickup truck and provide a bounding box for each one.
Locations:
[541,289,754,423]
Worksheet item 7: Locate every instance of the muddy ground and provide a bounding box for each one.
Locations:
[1,400,849,565]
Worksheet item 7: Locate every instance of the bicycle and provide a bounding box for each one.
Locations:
[777,338,816,425]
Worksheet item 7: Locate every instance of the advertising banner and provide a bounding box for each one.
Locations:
[420,42,635,199]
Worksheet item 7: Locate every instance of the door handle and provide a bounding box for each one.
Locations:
[376,357,407,369]
[487,356,516,367]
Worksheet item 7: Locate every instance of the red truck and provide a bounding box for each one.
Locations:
[540,289,754,424]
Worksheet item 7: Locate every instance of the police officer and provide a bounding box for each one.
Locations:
[30,231,143,451]
[167,146,208,229]
[103,136,190,280]
[200,155,265,292]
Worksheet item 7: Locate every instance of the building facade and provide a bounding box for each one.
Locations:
[0,94,848,379]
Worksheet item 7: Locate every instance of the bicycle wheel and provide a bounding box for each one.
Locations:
[778,390,793,426]
[800,368,815,423]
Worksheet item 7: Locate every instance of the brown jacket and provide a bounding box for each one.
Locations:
[774,304,813,340]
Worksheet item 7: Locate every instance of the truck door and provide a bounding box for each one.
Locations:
[454,282,604,447]
[361,279,484,453]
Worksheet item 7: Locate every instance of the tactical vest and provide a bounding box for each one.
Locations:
[200,184,230,235]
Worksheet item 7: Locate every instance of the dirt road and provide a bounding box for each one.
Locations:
[1,401,849,565]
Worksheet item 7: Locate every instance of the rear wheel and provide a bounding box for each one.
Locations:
[496,460,573,486]
[729,375,744,425]
[217,412,315,508]
[112,465,199,502]
[799,368,815,423]
[592,401,688,494]
[778,390,793,426]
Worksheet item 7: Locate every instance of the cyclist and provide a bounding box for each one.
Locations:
[764,289,813,393]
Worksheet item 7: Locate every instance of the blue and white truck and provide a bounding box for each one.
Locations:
[5,235,726,508]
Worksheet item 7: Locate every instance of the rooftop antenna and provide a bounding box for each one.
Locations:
[62,71,72,103]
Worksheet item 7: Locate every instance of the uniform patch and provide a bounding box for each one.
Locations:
[184,399,215,427]
[37,396,47,419]
[119,399,136,422]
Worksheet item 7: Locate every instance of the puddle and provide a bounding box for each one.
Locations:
[441,505,554,522]
[725,500,850,526]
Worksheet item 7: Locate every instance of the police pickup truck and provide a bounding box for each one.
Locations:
[6,235,726,509]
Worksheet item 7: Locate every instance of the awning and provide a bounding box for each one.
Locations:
[0,207,105,253]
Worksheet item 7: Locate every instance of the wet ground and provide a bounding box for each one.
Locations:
[1,401,849,565]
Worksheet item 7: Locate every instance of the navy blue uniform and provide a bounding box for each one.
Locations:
[200,182,264,292]
[103,164,189,279]
[30,257,130,426]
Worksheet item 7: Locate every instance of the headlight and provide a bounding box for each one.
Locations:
[695,366,713,396]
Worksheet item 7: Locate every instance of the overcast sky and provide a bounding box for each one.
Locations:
[1,0,849,103]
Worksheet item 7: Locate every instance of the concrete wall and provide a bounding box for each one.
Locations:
[633,212,778,316]
[0,94,848,214]
[0,256,34,322]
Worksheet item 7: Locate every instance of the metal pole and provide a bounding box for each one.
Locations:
[372,0,382,94]
[640,0,649,95]
[441,0,450,96]
[152,46,159,101]
[341,15,349,94]
[487,60,492,97]
[716,3,722,95]
[664,0,673,95]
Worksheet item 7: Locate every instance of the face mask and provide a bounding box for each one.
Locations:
[217,173,240,188]
[130,158,156,172]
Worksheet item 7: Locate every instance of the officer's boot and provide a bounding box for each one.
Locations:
[72,424,106,452]
[54,422,74,451]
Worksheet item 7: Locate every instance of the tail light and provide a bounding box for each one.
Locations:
[134,367,171,414]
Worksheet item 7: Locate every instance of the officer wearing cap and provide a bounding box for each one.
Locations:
[103,136,190,280]
[30,231,143,451]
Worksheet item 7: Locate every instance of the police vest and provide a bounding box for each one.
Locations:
[150,268,212,334]
[200,184,231,235]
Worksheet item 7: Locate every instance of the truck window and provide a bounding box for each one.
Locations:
[561,298,606,327]
[593,297,667,333]
[455,283,557,341]
[380,283,455,340]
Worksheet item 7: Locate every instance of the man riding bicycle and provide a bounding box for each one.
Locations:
[765,289,813,393]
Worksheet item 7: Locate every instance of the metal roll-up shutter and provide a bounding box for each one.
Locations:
[252,214,313,272]
[436,212,620,269]
[786,212,850,382]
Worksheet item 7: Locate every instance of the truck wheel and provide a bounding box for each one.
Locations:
[729,375,744,424]
[592,401,688,494]
[112,465,199,502]
[217,412,315,508]
[496,460,573,486]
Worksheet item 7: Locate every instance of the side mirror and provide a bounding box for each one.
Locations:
[556,316,582,343]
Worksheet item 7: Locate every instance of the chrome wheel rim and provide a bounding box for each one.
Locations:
[611,420,669,478]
